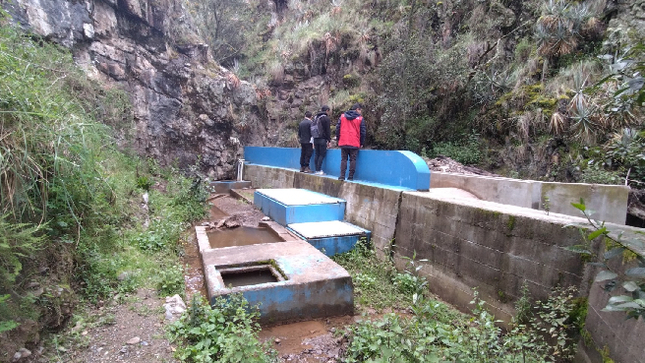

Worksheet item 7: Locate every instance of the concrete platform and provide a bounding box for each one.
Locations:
[254,188,345,226]
[288,220,371,256]
[201,240,354,324]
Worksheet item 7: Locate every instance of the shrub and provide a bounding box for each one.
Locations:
[168,294,275,363]
[432,134,483,165]
[157,264,185,298]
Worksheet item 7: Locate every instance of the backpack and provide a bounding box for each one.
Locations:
[310,114,322,139]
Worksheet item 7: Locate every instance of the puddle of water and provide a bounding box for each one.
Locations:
[207,226,282,248]
[221,268,278,287]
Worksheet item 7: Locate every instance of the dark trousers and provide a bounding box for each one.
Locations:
[340,148,358,179]
[300,143,313,168]
[313,139,327,171]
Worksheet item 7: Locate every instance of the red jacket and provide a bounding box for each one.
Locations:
[337,111,365,148]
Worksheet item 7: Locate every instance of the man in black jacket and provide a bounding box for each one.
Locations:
[312,105,331,175]
[297,111,313,173]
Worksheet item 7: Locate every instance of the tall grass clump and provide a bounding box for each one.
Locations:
[0,19,207,356]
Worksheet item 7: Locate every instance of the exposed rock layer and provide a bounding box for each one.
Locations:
[3,0,266,179]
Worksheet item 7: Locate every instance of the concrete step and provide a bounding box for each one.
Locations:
[288,220,371,257]
[254,188,345,226]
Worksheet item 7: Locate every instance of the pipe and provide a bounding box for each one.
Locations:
[237,159,245,181]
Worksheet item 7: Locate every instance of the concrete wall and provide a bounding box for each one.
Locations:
[430,172,630,224]
[244,147,430,191]
[394,191,593,321]
[244,164,645,363]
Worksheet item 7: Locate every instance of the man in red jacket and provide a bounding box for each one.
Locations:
[336,103,366,181]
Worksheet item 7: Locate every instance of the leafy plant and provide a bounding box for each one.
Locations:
[157,264,185,297]
[533,286,584,360]
[566,200,645,319]
[167,294,275,363]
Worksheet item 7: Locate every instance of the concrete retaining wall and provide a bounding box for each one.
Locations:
[430,172,630,225]
[394,191,592,321]
[244,164,644,363]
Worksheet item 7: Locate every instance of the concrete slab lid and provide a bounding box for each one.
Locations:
[202,240,350,283]
[256,188,345,205]
[288,220,366,239]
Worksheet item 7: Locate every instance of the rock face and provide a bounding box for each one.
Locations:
[2,0,266,179]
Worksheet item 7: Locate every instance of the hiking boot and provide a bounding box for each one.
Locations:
[300,167,305,172]
[348,176,354,181]
[338,176,345,181]
[315,171,325,175]
[303,167,312,173]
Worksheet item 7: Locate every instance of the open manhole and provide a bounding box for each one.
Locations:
[219,262,286,288]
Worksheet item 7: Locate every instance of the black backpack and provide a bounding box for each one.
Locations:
[310,115,322,139]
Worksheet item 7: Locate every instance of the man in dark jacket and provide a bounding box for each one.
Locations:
[336,103,365,181]
[313,105,331,175]
[298,111,313,173]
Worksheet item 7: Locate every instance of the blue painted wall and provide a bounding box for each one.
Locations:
[254,191,346,226]
[244,147,431,190]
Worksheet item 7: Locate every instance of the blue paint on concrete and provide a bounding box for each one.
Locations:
[288,227,371,257]
[254,190,346,226]
[244,147,431,191]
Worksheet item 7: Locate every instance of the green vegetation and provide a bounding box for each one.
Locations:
[333,241,584,362]
[0,19,206,356]
[168,294,276,363]
[184,0,643,188]
[567,201,645,319]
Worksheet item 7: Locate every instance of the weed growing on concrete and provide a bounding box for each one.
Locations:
[566,200,645,319]
[168,294,276,363]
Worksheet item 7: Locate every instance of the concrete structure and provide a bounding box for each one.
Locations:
[254,188,371,257]
[209,180,252,194]
[254,189,346,225]
[196,224,354,324]
[244,163,645,363]
[430,172,630,224]
[244,147,431,191]
[288,220,371,256]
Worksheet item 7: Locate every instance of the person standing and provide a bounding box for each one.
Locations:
[337,103,365,181]
[312,105,331,175]
[298,111,313,173]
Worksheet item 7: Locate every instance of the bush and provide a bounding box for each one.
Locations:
[157,264,185,298]
[168,294,275,363]
[432,135,483,165]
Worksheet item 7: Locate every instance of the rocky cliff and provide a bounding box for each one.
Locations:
[2,0,268,179]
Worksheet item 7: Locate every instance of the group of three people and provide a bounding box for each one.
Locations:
[298,103,365,181]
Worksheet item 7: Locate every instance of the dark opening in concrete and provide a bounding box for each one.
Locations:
[207,226,283,249]
[219,263,285,287]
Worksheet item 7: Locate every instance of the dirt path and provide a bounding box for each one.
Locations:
[47,289,177,363]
